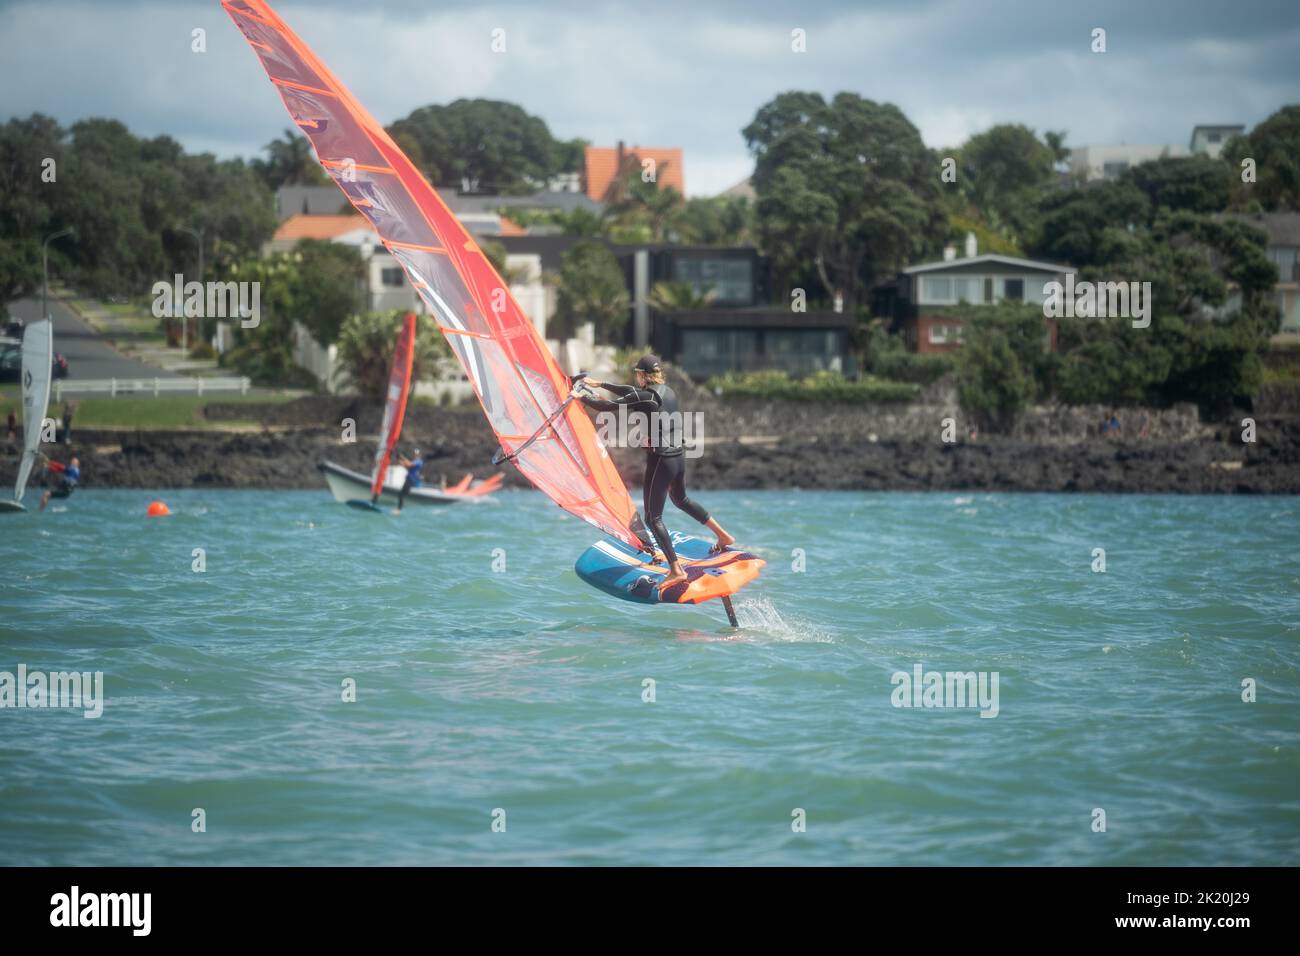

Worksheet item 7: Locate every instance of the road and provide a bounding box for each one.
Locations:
[6,296,179,381]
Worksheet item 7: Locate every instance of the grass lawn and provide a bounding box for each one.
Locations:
[0,389,298,430]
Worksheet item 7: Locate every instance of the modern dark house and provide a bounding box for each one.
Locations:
[496,236,857,379]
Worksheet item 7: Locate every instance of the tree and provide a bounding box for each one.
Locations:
[1223,105,1300,211]
[1121,155,1232,216]
[335,309,450,400]
[647,280,716,311]
[604,162,684,243]
[553,240,629,342]
[744,91,946,314]
[387,99,560,193]
[956,124,1058,244]
[291,240,366,345]
[955,316,1038,430]
[252,130,329,190]
[1029,179,1150,268]
[0,114,64,303]
[669,195,754,246]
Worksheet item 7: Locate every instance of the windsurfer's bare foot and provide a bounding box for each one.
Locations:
[659,565,688,590]
[38,492,50,512]
[705,517,734,553]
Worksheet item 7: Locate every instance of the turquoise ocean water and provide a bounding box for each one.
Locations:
[1,488,1297,866]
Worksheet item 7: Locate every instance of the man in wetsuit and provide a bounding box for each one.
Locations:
[39,455,80,512]
[394,447,423,513]
[578,355,734,590]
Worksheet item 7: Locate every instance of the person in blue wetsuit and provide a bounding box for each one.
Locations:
[39,455,80,512]
[578,355,734,590]
[394,448,423,513]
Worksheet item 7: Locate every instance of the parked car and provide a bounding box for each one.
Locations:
[0,338,21,382]
[0,340,72,382]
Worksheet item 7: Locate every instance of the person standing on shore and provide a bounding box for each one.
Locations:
[577,355,734,590]
[61,400,76,445]
[5,407,15,447]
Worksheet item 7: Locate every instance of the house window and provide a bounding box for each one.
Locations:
[1103,161,1129,179]
[1269,247,1299,282]
[673,257,753,305]
[929,324,951,344]
[953,277,980,303]
[921,276,952,303]
[1004,278,1024,301]
[680,328,759,377]
[984,277,994,302]
[1208,132,1221,143]
[381,268,405,287]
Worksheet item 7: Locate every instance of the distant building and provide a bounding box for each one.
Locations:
[275,185,352,220]
[885,237,1071,353]
[439,188,602,238]
[583,143,684,202]
[1216,212,1300,333]
[1069,123,1247,181]
[1189,124,1245,159]
[496,235,855,378]
[718,177,756,200]
[1069,144,1191,182]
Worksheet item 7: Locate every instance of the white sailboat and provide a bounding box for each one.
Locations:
[1,319,53,513]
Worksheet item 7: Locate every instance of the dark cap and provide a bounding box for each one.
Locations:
[632,354,662,373]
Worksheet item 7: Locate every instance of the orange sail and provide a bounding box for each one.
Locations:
[370,312,416,498]
[224,0,649,550]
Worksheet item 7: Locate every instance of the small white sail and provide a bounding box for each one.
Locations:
[13,319,53,504]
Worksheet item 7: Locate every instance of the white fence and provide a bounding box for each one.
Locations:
[54,377,251,400]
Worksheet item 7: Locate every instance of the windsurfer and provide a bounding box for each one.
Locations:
[394,448,423,513]
[39,455,79,512]
[578,355,733,589]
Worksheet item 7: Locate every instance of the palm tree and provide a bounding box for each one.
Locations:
[647,280,716,312]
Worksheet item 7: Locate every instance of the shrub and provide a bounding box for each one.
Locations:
[707,369,918,402]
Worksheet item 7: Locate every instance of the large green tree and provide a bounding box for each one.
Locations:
[387,99,561,193]
[1120,155,1233,217]
[1223,105,1300,211]
[0,114,276,301]
[744,91,946,314]
[955,123,1060,244]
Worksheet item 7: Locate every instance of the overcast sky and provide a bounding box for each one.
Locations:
[2,0,1297,196]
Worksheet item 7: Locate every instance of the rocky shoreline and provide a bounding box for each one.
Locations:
[4,394,1298,494]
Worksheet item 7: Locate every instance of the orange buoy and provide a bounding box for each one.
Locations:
[147,500,171,517]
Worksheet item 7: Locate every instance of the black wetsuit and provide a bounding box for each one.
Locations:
[579,381,709,565]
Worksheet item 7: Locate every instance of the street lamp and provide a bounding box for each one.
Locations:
[42,227,76,320]
[175,224,205,353]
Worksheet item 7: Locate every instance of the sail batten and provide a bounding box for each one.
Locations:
[226,0,647,548]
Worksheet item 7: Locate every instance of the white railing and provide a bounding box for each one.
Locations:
[53,377,251,400]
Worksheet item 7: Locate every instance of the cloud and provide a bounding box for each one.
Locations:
[1,0,1296,196]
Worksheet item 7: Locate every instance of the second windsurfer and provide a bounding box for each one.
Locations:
[394,448,424,513]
